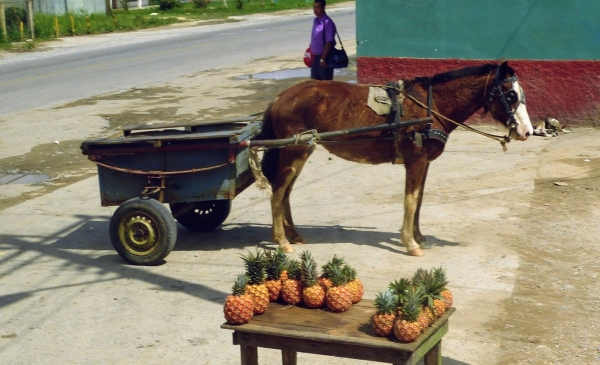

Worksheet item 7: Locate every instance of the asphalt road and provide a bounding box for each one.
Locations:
[0,4,356,117]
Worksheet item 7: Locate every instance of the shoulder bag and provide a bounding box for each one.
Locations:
[326,31,348,69]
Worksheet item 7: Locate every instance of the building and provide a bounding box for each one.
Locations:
[356,0,600,125]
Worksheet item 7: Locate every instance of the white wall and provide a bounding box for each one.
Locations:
[115,0,150,9]
[34,0,106,14]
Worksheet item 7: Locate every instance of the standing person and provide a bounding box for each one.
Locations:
[310,0,336,80]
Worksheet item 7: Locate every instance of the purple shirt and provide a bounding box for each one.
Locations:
[310,14,336,55]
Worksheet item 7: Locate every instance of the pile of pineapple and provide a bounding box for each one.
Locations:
[371,267,453,343]
[224,248,364,325]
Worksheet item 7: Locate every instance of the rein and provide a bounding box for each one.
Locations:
[377,83,511,151]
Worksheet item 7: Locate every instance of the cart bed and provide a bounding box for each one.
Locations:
[81,117,262,206]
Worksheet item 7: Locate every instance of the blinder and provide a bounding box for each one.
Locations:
[503,89,519,105]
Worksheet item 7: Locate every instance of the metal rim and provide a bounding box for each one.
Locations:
[118,211,160,257]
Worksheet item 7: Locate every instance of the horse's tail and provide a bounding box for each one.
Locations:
[258,102,279,184]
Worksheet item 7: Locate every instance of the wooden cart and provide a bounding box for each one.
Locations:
[80,117,262,265]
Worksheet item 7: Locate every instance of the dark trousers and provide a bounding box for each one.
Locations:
[311,54,334,80]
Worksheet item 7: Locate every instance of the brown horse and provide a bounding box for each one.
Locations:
[258,61,533,256]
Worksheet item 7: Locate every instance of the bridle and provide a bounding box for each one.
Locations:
[483,67,526,136]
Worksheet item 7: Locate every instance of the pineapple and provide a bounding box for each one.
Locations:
[319,255,345,290]
[223,273,254,325]
[393,286,424,343]
[413,268,447,319]
[279,269,289,283]
[412,268,429,284]
[416,305,432,330]
[410,285,429,330]
[387,277,412,314]
[371,290,398,336]
[300,251,326,308]
[241,249,269,315]
[433,266,453,309]
[264,248,288,302]
[389,278,429,329]
[281,259,303,305]
[325,266,353,312]
[342,265,364,304]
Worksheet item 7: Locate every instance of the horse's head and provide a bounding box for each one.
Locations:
[484,61,533,141]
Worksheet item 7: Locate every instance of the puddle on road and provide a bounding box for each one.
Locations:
[235,68,356,83]
[0,173,50,184]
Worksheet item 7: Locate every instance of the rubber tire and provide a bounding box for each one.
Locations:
[109,197,177,265]
[169,200,231,232]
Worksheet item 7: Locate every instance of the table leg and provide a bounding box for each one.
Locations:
[240,344,258,365]
[282,349,297,365]
[423,339,441,365]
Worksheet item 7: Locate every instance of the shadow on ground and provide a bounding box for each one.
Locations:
[39,216,459,255]
[0,214,460,312]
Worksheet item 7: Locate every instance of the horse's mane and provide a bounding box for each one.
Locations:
[400,63,514,95]
[412,63,515,87]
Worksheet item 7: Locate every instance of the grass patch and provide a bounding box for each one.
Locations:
[0,0,350,50]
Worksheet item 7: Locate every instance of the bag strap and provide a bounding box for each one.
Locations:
[322,19,344,51]
[335,31,345,50]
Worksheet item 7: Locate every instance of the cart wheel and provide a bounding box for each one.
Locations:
[170,200,232,232]
[110,197,177,265]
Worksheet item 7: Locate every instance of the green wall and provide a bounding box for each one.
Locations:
[357,0,600,60]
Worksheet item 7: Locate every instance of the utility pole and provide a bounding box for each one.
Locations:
[0,3,6,42]
[27,0,34,40]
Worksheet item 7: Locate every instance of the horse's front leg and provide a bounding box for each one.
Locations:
[413,162,430,246]
[401,158,429,257]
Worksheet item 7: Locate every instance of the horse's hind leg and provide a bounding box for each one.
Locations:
[283,147,314,244]
[270,146,313,252]
[401,158,429,257]
[282,145,314,244]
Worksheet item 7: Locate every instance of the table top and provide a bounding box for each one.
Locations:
[221,299,455,353]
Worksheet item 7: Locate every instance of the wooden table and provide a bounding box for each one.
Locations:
[221,300,455,365]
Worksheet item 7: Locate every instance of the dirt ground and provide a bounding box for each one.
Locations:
[1,28,600,364]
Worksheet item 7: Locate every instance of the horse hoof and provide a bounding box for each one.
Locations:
[287,234,305,245]
[282,244,295,253]
[408,247,424,257]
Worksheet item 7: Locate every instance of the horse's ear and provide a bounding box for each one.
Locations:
[499,61,509,77]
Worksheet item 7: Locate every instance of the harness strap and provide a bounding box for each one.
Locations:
[372,83,511,151]
[386,81,402,125]
[427,80,433,117]
[408,128,449,148]
[408,93,510,151]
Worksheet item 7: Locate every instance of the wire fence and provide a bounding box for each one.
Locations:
[0,0,34,41]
